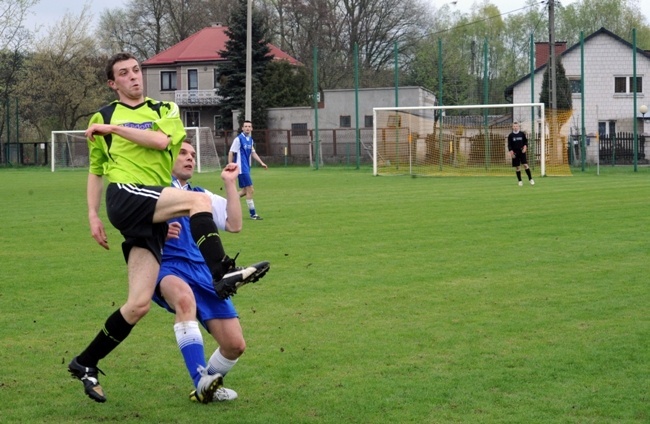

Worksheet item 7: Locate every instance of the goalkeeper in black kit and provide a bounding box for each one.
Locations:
[508,121,535,186]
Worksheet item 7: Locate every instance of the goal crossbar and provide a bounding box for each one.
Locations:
[50,127,221,173]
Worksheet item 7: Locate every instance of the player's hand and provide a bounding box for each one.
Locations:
[89,216,109,250]
[522,146,527,154]
[85,124,113,141]
[167,222,182,240]
[221,163,239,182]
[223,162,238,173]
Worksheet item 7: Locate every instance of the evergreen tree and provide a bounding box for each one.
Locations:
[218,0,271,130]
[261,60,311,108]
[539,56,572,110]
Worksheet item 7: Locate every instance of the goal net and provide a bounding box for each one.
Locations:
[50,127,221,172]
[372,103,573,177]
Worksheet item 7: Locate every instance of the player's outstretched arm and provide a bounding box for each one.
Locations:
[86,124,171,150]
[222,163,242,233]
[87,173,109,250]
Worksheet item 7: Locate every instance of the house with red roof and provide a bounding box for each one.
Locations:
[141,24,300,133]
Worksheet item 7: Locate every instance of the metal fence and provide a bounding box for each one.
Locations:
[598,132,647,165]
[5,129,648,168]
[0,128,377,167]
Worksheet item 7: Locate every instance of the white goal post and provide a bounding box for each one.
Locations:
[50,127,221,173]
[372,103,558,177]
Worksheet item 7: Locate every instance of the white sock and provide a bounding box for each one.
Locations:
[207,348,238,377]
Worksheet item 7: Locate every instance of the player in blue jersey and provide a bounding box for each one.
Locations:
[508,121,535,186]
[68,53,269,404]
[228,120,267,220]
[153,140,249,402]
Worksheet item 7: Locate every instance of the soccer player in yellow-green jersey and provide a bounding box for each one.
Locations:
[68,52,269,404]
[87,97,185,186]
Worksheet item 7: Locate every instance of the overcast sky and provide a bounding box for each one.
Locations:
[450,0,649,24]
[24,0,130,32]
[24,0,650,39]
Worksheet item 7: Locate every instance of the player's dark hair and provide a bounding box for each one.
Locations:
[106,52,138,81]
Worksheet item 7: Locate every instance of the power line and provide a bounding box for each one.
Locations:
[432,1,546,36]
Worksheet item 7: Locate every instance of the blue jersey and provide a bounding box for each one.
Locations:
[229,133,255,175]
[162,181,205,264]
[153,177,237,324]
[161,177,227,264]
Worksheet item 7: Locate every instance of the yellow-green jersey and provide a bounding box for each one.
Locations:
[88,98,186,186]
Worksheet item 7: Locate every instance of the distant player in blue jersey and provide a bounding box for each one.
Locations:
[508,121,535,186]
[228,120,267,220]
[154,140,253,402]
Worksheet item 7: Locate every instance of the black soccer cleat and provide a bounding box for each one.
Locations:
[213,257,270,300]
[68,356,106,403]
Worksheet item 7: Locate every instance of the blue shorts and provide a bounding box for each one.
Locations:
[237,173,253,189]
[154,259,238,331]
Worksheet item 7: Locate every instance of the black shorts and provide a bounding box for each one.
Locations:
[106,183,168,264]
[511,152,528,167]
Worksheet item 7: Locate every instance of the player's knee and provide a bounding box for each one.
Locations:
[191,191,212,212]
[224,340,246,358]
[127,301,151,321]
[174,293,195,317]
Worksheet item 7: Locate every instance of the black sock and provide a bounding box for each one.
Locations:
[78,309,134,367]
[190,212,227,279]
[525,168,532,180]
[516,171,522,181]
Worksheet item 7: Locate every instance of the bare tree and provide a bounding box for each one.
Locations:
[19,6,109,138]
[0,0,37,145]
[0,0,36,50]
[98,0,172,58]
[263,0,428,89]
[98,0,242,59]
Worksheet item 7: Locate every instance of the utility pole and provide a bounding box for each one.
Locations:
[245,0,252,121]
[548,0,557,111]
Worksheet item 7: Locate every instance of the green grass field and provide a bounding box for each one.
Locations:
[0,166,648,423]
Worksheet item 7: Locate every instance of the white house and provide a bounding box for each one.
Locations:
[506,27,650,163]
[267,86,437,132]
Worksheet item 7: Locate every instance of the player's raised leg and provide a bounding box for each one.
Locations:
[154,187,269,297]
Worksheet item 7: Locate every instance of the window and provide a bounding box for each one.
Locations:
[614,76,642,94]
[569,77,582,94]
[598,121,616,137]
[291,123,308,136]
[188,69,198,90]
[213,69,221,90]
[339,115,351,128]
[364,115,373,128]
[214,114,224,136]
[186,111,200,127]
[161,71,176,91]
[214,114,223,131]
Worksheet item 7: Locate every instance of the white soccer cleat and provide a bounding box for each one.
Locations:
[189,386,238,402]
[518,181,523,186]
[530,179,535,185]
[214,387,238,401]
[195,367,223,404]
